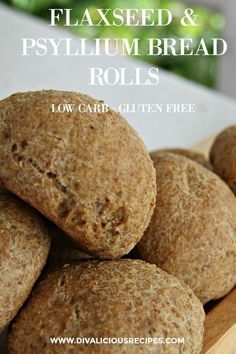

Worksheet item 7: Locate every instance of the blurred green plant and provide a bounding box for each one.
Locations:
[3,0,225,87]
[11,0,70,13]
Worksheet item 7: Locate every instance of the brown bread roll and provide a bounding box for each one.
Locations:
[151,148,211,169]
[0,90,156,259]
[8,260,205,354]
[210,125,236,194]
[0,189,50,332]
[137,153,236,304]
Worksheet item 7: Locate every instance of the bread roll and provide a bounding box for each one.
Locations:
[0,90,156,259]
[137,153,236,304]
[210,125,236,194]
[151,148,211,169]
[8,260,205,354]
[0,189,50,332]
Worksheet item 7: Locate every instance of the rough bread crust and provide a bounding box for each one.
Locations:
[151,148,211,170]
[0,190,50,332]
[0,90,156,259]
[137,153,236,304]
[210,125,236,194]
[8,259,205,354]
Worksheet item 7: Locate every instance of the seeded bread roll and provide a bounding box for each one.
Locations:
[8,259,205,354]
[151,148,211,169]
[0,91,156,259]
[0,189,50,332]
[210,125,236,194]
[137,153,236,304]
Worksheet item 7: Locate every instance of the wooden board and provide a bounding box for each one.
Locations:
[192,136,236,354]
[203,290,236,353]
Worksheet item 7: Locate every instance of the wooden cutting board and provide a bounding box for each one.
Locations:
[192,136,236,354]
[203,289,236,354]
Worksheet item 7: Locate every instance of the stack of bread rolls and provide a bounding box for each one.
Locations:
[0,91,235,354]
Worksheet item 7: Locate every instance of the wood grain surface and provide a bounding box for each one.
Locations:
[203,289,236,353]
